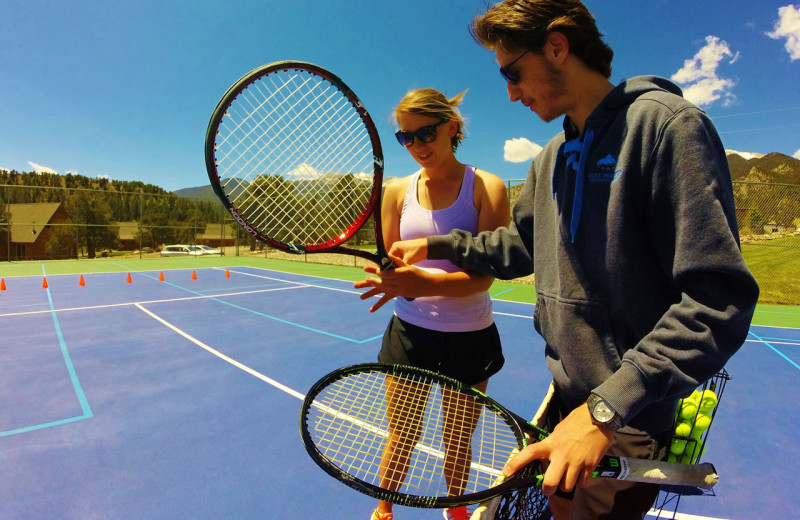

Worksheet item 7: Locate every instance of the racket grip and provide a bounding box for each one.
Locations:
[610,457,719,489]
[380,257,415,301]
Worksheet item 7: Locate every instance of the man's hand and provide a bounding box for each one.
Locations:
[503,402,615,496]
[388,238,428,266]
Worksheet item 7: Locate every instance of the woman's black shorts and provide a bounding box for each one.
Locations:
[378,315,504,385]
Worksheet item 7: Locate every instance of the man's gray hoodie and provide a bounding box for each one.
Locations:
[427,76,759,433]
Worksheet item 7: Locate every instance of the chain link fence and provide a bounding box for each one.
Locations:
[1,181,798,304]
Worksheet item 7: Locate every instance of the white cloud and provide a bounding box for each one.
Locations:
[97,174,109,180]
[671,35,739,107]
[794,148,800,159]
[28,161,58,174]
[767,4,800,61]
[504,138,542,163]
[725,149,764,160]
[285,162,321,180]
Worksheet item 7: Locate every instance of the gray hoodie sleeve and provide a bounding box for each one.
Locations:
[593,106,759,424]
[427,163,535,280]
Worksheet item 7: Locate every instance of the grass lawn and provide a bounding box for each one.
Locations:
[1,243,797,327]
[741,235,800,306]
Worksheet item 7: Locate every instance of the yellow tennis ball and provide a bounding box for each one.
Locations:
[680,401,698,420]
[699,390,718,413]
[668,453,679,463]
[694,414,712,431]
[670,439,687,455]
[674,421,692,437]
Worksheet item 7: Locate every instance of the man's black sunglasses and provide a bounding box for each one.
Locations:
[499,49,530,85]
[395,119,449,147]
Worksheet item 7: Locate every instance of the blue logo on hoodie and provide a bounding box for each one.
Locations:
[588,154,621,183]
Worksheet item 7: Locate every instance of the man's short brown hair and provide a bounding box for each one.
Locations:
[470,0,614,78]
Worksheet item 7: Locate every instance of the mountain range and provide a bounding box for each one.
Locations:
[176,152,800,200]
[725,151,800,185]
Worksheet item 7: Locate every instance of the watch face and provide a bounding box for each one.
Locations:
[593,401,615,422]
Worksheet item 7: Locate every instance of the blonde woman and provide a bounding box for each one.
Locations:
[356,88,510,520]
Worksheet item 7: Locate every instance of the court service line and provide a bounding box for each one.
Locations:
[230,268,363,295]
[0,286,309,318]
[646,510,730,520]
[135,303,304,399]
[135,303,513,480]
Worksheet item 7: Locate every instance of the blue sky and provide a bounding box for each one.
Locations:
[1,0,799,192]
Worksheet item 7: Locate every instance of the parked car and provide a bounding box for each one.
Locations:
[160,245,205,257]
[196,245,223,255]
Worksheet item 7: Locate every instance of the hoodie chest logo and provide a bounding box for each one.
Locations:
[587,154,622,183]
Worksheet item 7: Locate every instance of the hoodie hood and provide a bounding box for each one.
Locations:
[582,76,684,130]
[554,76,684,242]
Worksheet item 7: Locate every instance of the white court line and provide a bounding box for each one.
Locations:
[0,285,309,318]
[135,302,306,400]
[135,303,499,477]
[493,310,532,319]
[744,338,800,347]
[233,269,363,295]
[647,510,731,520]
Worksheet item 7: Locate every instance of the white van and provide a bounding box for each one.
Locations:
[160,245,204,257]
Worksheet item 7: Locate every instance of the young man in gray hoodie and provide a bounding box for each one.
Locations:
[355,1,759,518]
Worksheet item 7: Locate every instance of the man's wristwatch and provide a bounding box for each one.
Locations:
[587,393,624,431]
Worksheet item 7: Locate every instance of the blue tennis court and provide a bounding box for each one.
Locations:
[0,265,796,519]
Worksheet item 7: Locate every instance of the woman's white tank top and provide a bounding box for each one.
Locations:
[394,165,494,332]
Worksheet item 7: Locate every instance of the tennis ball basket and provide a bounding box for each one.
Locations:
[650,368,731,519]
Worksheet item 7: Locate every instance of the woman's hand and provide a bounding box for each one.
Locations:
[354,258,432,313]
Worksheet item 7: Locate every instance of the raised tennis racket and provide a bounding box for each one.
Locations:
[205,61,394,269]
[300,363,719,509]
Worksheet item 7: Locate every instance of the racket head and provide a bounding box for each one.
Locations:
[205,61,385,256]
[300,363,529,508]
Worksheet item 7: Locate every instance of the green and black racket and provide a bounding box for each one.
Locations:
[205,61,395,269]
[300,363,719,512]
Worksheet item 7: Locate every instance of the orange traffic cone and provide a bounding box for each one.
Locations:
[191,270,197,280]
[225,268,230,278]
[126,272,132,284]
[0,278,6,291]
[159,272,165,282]
[42,277,49,289]
[79,275,85,287]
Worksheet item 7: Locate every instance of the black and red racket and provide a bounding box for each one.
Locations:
[205,61,395,269]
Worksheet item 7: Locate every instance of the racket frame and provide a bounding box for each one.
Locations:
[300,363,719,509]
[204,61,392,268]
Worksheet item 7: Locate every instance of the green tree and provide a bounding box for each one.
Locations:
[65,191,119,258]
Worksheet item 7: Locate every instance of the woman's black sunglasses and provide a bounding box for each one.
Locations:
[395,119,449,147]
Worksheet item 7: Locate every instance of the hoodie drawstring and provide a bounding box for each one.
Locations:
[552,128,594,243]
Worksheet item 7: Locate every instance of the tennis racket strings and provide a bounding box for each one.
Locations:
[212,67,376,247]
[304,369,521,501]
